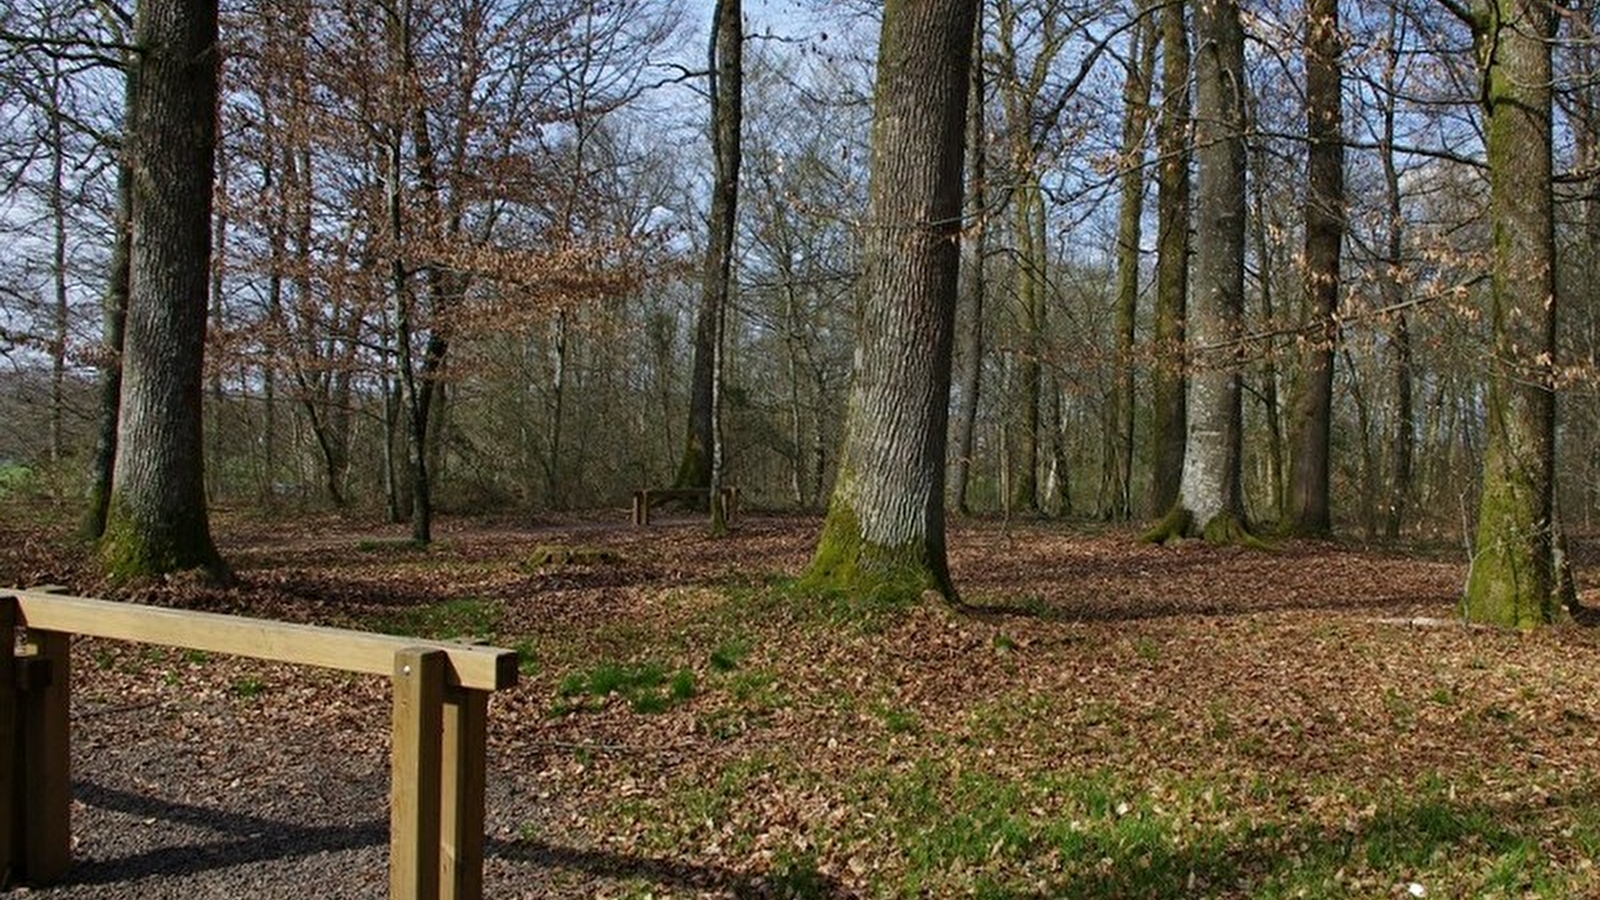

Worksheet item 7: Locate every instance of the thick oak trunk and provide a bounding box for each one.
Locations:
[806,0,975,603]
[1463,0,1560,626]
[101,0,225,580]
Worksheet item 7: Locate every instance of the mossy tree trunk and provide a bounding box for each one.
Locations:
[1460,0,1560,626]
[100,0,225,580]
[1148,0,1249,544]
[1149,0,1190,518]
[805,0,976,603]
[1286,0,1345,538]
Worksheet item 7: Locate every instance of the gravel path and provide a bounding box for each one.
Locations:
[16,665,760,900]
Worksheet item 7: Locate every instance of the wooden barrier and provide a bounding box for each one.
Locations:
[1,587,518,900]
[631,487,740,526]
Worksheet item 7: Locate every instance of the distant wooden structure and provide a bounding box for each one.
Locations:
[631,487,740,526]
[1,587,518,900]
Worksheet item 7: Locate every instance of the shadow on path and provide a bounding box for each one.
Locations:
[66,782,853,897]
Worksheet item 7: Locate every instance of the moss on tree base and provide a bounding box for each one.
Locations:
[1462,534,1559,629]
[1141,505,1270,550]
[99,497,229,585]
[1140,506,1193,545]
[801,502,955,606]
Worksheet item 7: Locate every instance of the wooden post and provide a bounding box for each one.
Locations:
[391,648,445,900]
[439,689,487,900]
[1,595,15,887]
[631,492,646,526]
[17,630,70,884]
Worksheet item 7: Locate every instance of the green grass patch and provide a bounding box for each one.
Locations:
[510,639,539,676]
[355,537,430,554]
[377,597,501,641]
[232,676,267,699]
[709,638,748,672]
[874,702,921,735]
[836,761,1581,899]
[555,659,696,715]
[1133,635,1162,661]
[0,463,33,499]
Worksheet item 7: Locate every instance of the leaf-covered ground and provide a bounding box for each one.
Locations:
[6,509,1600,899]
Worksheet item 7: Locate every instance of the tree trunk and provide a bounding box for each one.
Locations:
[207,135,229,502]
[1286,0,1345,537]
[1147,0,1250,544]
[806,0,976,603]
[952,7,987,518]
[47,58,68,466]
[1149,0,1190,517]
[1462,0,1560,626]
[1381,4,1413,541]
[1012,180,1045,515]
[84,151,132,541]
[545,312,568,507]
[1248,148,1285,522]
[705,0,742,535]
[1110,10,1156,521]
[100,0,225,580]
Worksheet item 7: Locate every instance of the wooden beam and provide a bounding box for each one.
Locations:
[11,590,516,692]
[391,648,445,900]
[439,689,487,900]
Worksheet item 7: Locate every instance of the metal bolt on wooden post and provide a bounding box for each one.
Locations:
[392,648,445,900]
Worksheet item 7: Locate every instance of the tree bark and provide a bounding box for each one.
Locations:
[1147,0,1250,544]
[47,56,68,466]
[1149,0,1190,517]
[84,151,132,541]
[1380,4,1413,541]
[1462,0,1560,626]
[952,7,987,518]
[100,0,225,580]
[1248,137,1286,522]
[1286,0,1345,537]
[1110,9,1156,521]
[1011,182,1045,515]
[806,0,975,603]
[705,0,742,535]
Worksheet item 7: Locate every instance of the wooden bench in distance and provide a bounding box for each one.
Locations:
[1,587,517,900]
[630,487,740,526]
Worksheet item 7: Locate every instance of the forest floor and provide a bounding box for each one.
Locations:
[5,506,1600,899]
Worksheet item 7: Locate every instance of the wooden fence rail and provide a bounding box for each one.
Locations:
[1,587,518,900]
